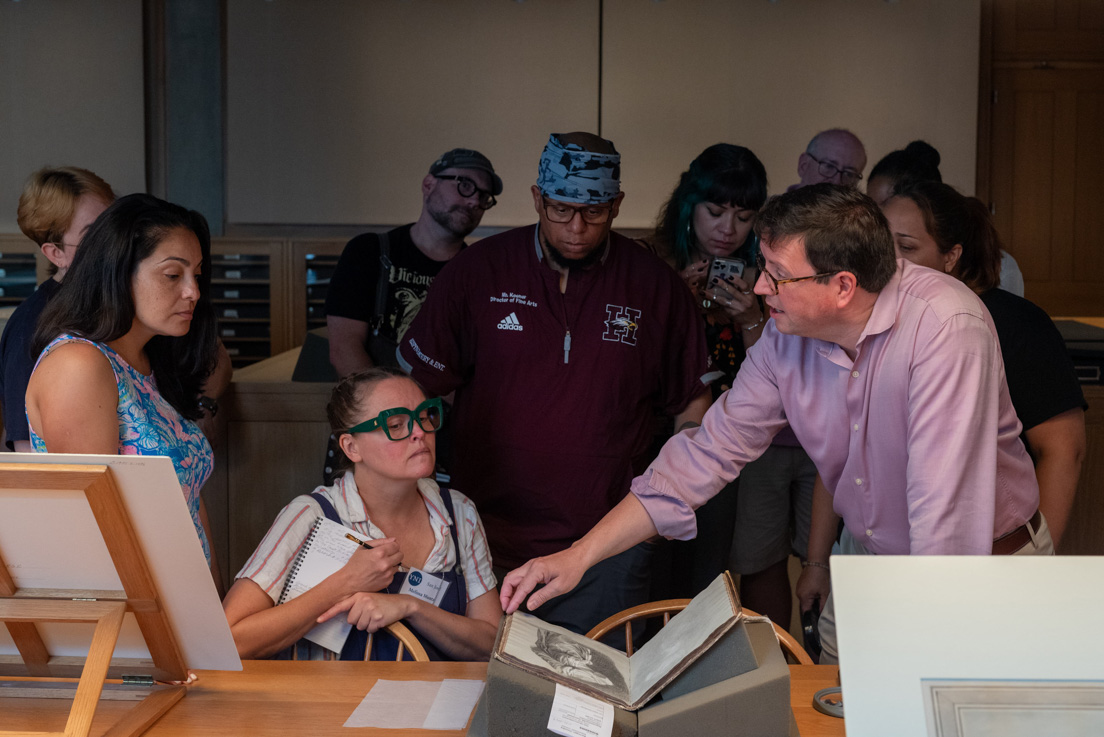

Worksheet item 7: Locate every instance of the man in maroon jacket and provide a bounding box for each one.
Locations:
[400,132,717,636]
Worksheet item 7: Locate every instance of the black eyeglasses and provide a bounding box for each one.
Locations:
[344,397,444,441]
[434,175,497,210]
[755,254,840,295]
[806,153,863,186]
[541,197,614,225]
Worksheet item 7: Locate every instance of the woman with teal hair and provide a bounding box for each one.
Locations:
[650,143,768,400]
[644,143,768,599]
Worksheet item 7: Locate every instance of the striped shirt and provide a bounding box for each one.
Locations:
[237,472,496,603]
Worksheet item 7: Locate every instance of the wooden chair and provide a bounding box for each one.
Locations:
[585,598,814,665]
[365,621,430,662]
[291,622,430,662]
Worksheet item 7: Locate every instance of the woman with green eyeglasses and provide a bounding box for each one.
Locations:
[223,368,501,661]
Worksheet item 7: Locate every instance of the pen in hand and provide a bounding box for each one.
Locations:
[346,533,407,572]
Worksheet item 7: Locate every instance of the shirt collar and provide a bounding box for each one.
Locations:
[531,224,612,267]
[337,472,451,527]
[853,259,903,348]
[810,260,902,367]
[337,472,369,523]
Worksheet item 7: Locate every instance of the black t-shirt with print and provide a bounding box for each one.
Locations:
[324,224,453,346]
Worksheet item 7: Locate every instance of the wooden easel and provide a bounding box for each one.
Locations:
[0,463,189,737]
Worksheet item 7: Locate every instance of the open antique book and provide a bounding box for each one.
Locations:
[492,571,742,710]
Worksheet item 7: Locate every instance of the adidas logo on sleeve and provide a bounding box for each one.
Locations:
[497,312,524,331]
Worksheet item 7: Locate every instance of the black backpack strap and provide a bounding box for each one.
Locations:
[370,231,392,335]
[310,491,343,524]
[436,488,468,608]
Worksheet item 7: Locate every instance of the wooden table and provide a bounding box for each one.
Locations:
[1,661,844,736]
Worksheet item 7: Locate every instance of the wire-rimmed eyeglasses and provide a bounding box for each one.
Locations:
[806,153,863,186]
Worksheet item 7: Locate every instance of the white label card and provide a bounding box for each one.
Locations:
[398,566,449,607]
[547,684,614,737]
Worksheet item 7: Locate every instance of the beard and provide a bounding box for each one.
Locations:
[542,233,606,271]
[430,204,481,238]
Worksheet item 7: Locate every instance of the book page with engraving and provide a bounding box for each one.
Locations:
[500,612,631,704]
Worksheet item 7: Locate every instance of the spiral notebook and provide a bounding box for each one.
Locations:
[278,516,372,652]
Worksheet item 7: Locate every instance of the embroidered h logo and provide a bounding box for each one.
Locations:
[603,305,641,346]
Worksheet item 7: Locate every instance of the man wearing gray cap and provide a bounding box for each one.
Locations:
[326,148,502,375]
[400,133,716,637]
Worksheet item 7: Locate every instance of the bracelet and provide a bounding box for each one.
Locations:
[742,314,765,332]
[802,560,830,570]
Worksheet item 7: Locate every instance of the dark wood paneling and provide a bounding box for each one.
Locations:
[223,378,332,576]
[995,0,1104,61]
[989,67,1104,315]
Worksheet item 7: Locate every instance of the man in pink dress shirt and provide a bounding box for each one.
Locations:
[501,184,1050,662]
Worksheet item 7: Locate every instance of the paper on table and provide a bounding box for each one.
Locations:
[423,680,488,730]
[343,679,485,730]
[548,684,614,737]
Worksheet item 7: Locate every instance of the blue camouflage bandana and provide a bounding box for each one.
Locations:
[536,134,621,204]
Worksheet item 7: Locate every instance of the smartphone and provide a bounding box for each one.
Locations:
[708,256,746,283]
[802,603,823,661]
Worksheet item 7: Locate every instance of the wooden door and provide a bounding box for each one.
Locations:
[993,0,1104,61]
[988,67,1104,315]
[982,0,1104,315]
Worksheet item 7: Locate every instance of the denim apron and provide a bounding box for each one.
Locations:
[309,490,468,661]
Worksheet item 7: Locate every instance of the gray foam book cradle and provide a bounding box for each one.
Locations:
[467,618,796,737]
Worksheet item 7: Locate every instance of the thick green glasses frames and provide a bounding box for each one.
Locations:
[344,397,444,441]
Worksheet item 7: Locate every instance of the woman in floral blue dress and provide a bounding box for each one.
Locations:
[25,193,222,580]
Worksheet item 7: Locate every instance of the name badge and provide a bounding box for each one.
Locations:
[399,567,450,607]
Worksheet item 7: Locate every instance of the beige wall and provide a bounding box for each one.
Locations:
[603,0,981,229]
[227,0,980,231]
[0,0,146,234]
[1,0,979,234]
[226,0,600,229]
